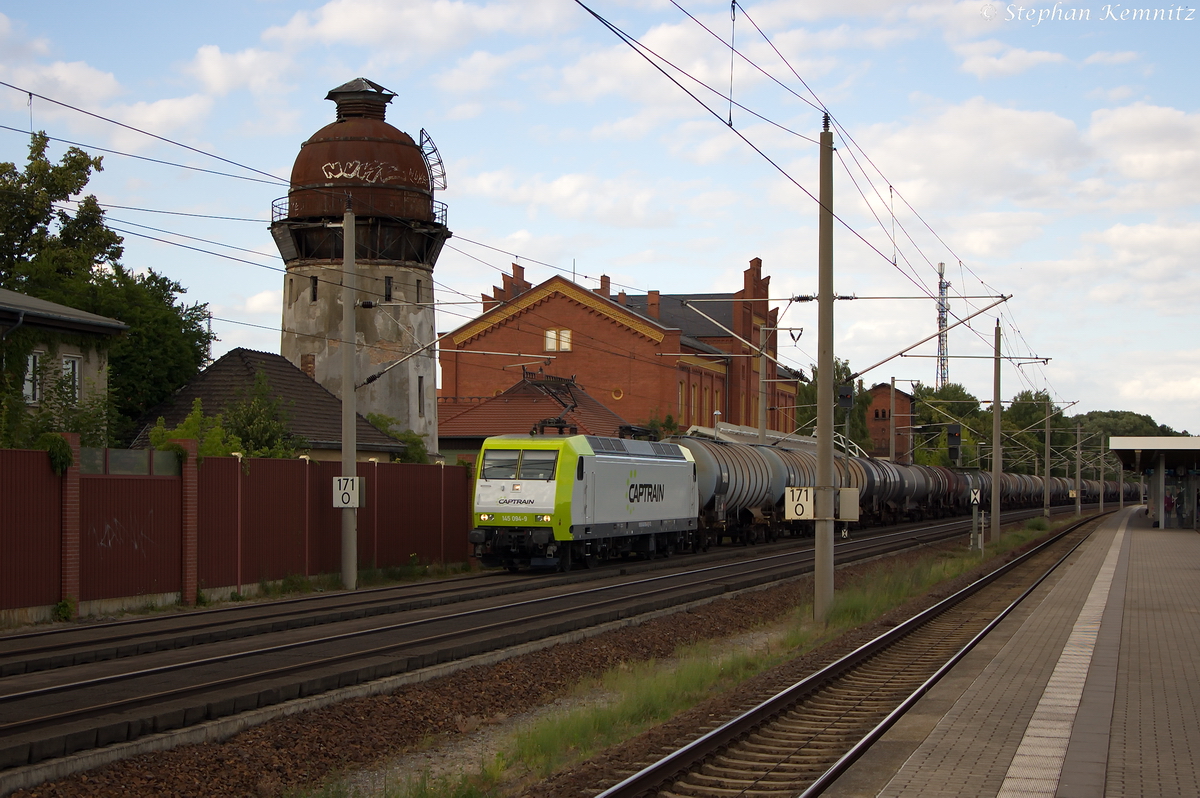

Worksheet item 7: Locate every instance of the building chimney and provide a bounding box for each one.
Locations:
[617,290,627,306]
[596,275,610,298]
[647,290,660,319]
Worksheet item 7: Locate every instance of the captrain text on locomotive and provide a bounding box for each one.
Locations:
[467,433,1132,571]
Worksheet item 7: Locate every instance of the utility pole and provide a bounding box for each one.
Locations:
[990,319,1002,544]
[815,114,835,621]
[889,377,896,462]
[341,202,358,591]
[759,343,768,444]
[936,262,949,389]
[1080,422,1089,516]
[1099,437,1106,513]
[1044,400,1051,518]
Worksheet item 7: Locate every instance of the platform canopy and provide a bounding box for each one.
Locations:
[1109,437,1200,474]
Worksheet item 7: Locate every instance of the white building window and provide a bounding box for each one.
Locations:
[544,329,572,352]
[62,356,81,401]
[23,351,42,403]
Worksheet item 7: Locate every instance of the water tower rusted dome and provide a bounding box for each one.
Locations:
[286,78,433,222]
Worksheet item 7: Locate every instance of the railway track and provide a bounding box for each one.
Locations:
[594,511,1107,798]
[0,505,1083,789]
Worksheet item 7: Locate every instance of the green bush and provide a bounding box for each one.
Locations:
[52,595,76,621]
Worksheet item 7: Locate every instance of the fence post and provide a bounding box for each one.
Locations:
[174,438,199,606]
[59,432,81,618]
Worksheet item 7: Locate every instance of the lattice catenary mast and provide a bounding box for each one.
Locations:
[935,262,950,389]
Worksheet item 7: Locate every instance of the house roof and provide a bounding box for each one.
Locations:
[625,293,733,339]
[438,373,629,440]
[131,348,403,453]
[0,288,128,337]
[448,275,672,347]
[868,383,914,400]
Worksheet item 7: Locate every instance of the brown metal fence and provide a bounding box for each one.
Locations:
[196,457,472,591]
[0,450,61,610]
[1,446,472,613]
[80,476,182,601]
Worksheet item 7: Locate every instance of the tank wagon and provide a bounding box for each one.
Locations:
[468,433,1135,570]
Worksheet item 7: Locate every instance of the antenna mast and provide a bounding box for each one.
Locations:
[936,262,950,389]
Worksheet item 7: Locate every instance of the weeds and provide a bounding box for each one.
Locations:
[52,595,76,622]
[297,520,1064,798]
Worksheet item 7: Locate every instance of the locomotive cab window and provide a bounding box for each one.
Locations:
[518,450,558,480]
[481,450,520,479]
[480,449,558,480]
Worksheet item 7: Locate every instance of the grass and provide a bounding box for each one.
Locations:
[301,515,1068,798]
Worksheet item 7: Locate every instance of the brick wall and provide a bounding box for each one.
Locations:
[442,262,801,432]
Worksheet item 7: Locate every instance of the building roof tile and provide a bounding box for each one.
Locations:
[132,348,402,453]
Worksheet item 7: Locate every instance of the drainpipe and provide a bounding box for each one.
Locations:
[1,310,26,341]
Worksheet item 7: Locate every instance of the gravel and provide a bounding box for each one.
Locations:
[11,536,1014,798]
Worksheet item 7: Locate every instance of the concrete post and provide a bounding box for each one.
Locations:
[1080,422,1089,516]
[59,432,81,618]
[815,115,835,621]
[342,203,358,591]
[175,438,199,606]
[1044,400,1051,517]
[990,320,1001,545]
[889,377,896,461]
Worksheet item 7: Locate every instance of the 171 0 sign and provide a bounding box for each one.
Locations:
[333,476,361,508]
[785,487,813,520]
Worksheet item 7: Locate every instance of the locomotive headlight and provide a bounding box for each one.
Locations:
[536,514,552,522]
[479,513,495,522]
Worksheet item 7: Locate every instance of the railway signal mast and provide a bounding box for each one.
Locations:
[936,262,950,390]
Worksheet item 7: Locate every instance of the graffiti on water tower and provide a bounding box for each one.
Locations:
[321,160,428,186]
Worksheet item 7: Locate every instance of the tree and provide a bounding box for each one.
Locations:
[792,358,872,451]
[149,398,242,460]
[366,412,428,464]
[1,133,214,445]
[222,370,306,457]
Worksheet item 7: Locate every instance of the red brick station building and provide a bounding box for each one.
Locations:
[438,259,802,445]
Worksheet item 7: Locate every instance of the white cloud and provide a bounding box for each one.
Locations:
[1,61,122,112]
[245,289,282,315]
[435,47,540,94]
[1087,103,1200,208]
[186,45,292,96]
[944,211,1047,258]
[458,167,674,228]
[264,0,575,52]
[0,12,49,60]
[104,95,215,151]
[1084,51,1138,65]
[953,40,1068,78]
[858,97,1086,211]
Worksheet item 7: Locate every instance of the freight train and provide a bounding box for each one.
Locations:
[467,433,1132,571]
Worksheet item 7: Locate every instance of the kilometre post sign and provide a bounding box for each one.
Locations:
[333,476,361,508]
[785,487,813,520]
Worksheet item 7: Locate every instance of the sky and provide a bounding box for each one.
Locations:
[1,0,1196,433]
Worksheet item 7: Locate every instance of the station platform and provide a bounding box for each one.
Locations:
[825,505,1200,798]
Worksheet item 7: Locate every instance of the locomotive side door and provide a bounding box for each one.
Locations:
[578,456,595,526]
[584,467,595,526]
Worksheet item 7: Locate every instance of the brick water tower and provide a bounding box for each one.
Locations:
[271,78,451,446]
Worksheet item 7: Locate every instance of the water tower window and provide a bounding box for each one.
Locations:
[310,276,319,301]
[418,375,425,417]
[384,276,393,302]
[416,279,423,304]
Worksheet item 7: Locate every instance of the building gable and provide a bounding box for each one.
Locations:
[451,277,666,346]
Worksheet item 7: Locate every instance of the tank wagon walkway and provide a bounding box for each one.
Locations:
[825,506,1200,798]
